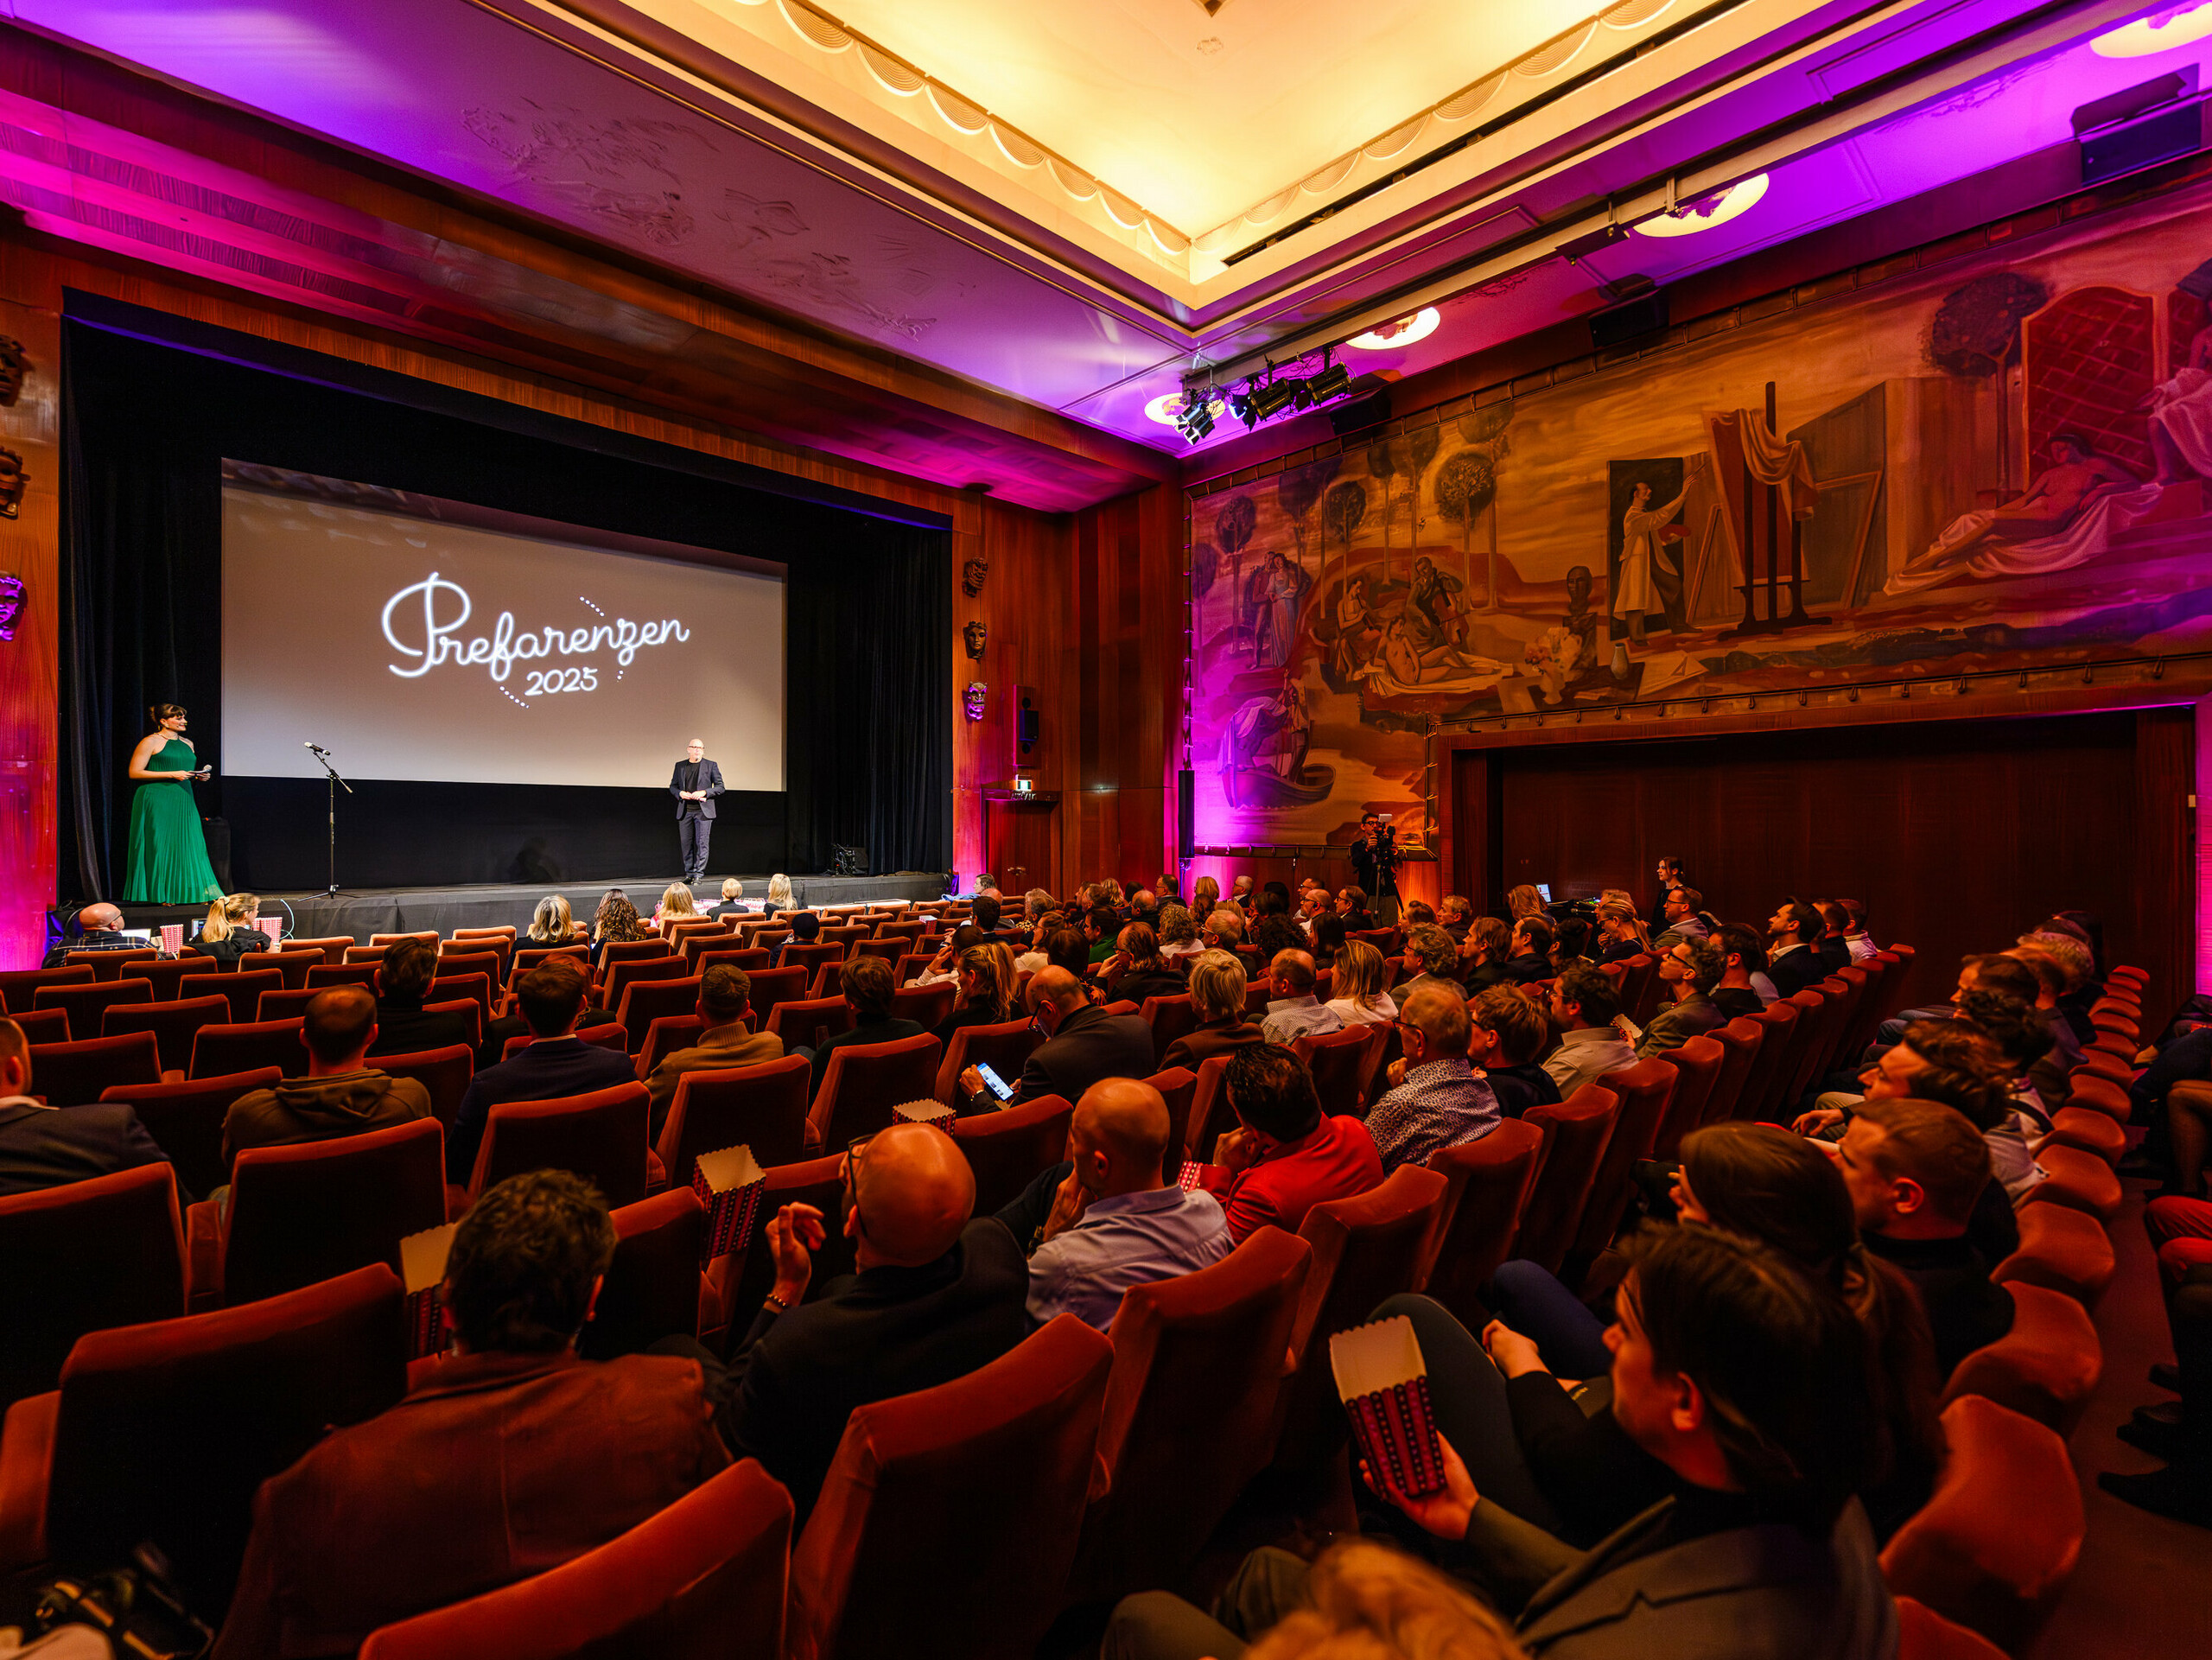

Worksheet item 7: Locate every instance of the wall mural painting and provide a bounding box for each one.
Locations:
[1190,182,2212,852]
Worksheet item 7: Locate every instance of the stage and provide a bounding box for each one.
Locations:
[105,872,950,944]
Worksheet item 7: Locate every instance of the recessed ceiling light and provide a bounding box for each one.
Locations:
[2093,3,2212,57]
[1346,308,1440,349]
[1146,391,1225,425]
[1635,174,1770,238]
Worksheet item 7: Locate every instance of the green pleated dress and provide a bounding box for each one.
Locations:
[123,738,223,904]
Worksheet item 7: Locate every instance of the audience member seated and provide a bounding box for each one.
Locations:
[967,967,1153,1108]
[760,874,795,918]
[1084,906,1122,965]
[2020,925,2100,1045]
[1111,1225,1897,1660]
[1541,966,1636,1097]
[1547,916,1595,978]
[906,923,984,989]
[1998,947,2082,1099]
[1307,911,1346,970]
[1836,1096,2015,1376]
[189,893,273,966]
[1158,903,1204,963]
[41,901,140,968]
[1201,906,1248,957]
[1366,983,1501,1172]
[1765,899,1828,997]
[931,942,1020,1046]
[797,953,923,1100]
[588,890,646,969]
[1460,917,1515,991]
[223,986,433,1170]
[525,894,575,944]
[643,964,784,1131]
[1323,938,1397,1030]
[995,1077,1232,1327]
[1398,926,1464,998]
[1439,894,1473,943]
[671,1122,1025,1520]
[1710,922,1773,1017]
[212,1171,729,1660]
[652,882,700,933]
[1099,923,1190,1006]
[369,938,475,1059]
[772,909,823,969]
[450,961,639,1181]
[1160,951,1267,1072]
[1190,1046,1382,1242]
[1812,900,1854,973]
[971,891,1011,939]
[1592,899,1649,965]
[1253,908,1307,964]
[1470,988,1561,1120]
[0,1015,172,1197]
[711,877,746,918]
[1259,950,1344,1046]
[1502,917,1553,985]
[1651,886,1710,948]
[1634,938,1728,1058]
[1839,897,1878,962]
[1337,887,1375,932]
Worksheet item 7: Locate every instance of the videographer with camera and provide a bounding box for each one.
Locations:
[1348,811,1402,926]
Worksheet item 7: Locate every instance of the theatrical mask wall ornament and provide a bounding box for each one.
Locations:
[963,620,987,660]
[0,447,25,518]
[0,571,22,642]
[962,557,988,598]
[963,682,987,721]
[0,338,29,406]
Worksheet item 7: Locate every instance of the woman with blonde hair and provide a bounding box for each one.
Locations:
[1191,874,1220,925]
[527,894,574,944]
[1324,938,1397,1028]
[655,881,698,929]
[1593,896,1649,964]
[1160,948,1265,1072]
[765,873,795,917]
[1158,902,1202,960]
[933,940,1018,1048]
[190,892,271,965]
[1505,883,1546,921]
[713,877,746,918]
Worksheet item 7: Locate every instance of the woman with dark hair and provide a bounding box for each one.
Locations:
[1097,922,1187,1006]
[1383,1123,1940,1547]
[1548,915,1594,976]
[124,703,222,903]
[588,890,645,969]
[1309,911,1346,970]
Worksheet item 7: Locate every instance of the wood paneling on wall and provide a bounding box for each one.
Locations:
[0,296,58,971]
[1456,711,2189,1012]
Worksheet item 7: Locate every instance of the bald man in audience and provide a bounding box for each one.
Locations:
[41,901,137,967]
[1258,948,1344,1046]
[1363,983,1502,1171]
[676,1122,1026,1519]
[1003,1078,1233,1329]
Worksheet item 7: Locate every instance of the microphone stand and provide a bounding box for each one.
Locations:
[308,746,353,896]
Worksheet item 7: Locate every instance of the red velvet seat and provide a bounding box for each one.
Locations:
[435,947,506,988]
[714,1154,856,1332]
[372,932,441,948]
[742,965,812,1029]
[2042,1104,2124,1165]
[933,1017,1041,1104]
[808,1034,943,1151]
[257,986,320,1022]
[780,941,845,979]
[581,1187,708,1360]
[1893,1597,2011,1660]
[1993,1199,2115,1310]
[1649,1034,1724,1160]
[1139,993,1201,1064]
[1700,1016,1764,1129]
[1940,1281,2101,1436]
[102,993,230,1074]
[1573,1055,1678,1259]
[283,935,353,967]
[1071,1227,1312,1602]
[102,1069,281,1202]
[791,1316,1112,1660]
[1419,1117,1546,1326]
[7,1008,67,1046]
[2026,1144,2121,1222]
[1879,1395,2082,1655]
[1510,1082,1622,1275]
[190,1016,306,1080]
[615,973,704,1053]
[1732,1000,1801,1121]
[0,1264,407,1608]
[307,962,381,989]
[1185,1053,1236,1161]
[32,976,153,1042]
[424,971,495,1026]
[469,1083,650,1209]
[0,965,93,1014]
[357,1458,791,1660]
[28,1032,162,1106]
[64,948,160,983]
[847,938,903,968]
[263,950,321,992]
[1272,1166,1448,1479]
[951,1093,1074,1214]
[636,1014,709,1080]
[2058,1071,2130,1124]
[887,981,957,1030]
[179,968,283,1026]
[1144,1066,1197,1182]
[766,995,854,1053]
[597,954,684,1018]
[189,1116,448,1308]
[423,998,485,1051]
[499,1023,626,1062]
[0,1161,187,1409]
[1294,1025,1379,1117]
[378,1045,475,1129]
[693,945,771,976]
[511,944,589,985]
[127,959,202,1002]
[658,1055,811,1185]
[810,960,849,1002]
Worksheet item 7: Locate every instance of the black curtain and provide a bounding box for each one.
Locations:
[58,312,950,899]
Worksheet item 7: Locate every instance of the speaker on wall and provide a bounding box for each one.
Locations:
[1015,686,1044,768]
[1177,768,1195,861]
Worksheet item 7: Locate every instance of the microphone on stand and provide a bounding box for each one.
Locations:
[305,742,327,754]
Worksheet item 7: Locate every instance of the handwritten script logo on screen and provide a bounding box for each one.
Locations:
[382,574,689,684]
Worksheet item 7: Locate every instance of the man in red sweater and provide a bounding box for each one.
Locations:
[1193,1045,1382,1240]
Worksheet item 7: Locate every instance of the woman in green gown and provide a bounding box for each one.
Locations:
[124,703,223,904]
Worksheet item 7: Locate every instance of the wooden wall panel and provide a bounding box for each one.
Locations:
[1484,713,2169,1009]
[0,296,59,970]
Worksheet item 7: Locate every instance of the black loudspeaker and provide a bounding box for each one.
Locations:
[1015,686,1044,768]
[831,844,868,876]
[1590,289,1669,351]
[1177,768,1196,861]
[2080,100,2203,185]
[1326,378,1391,436]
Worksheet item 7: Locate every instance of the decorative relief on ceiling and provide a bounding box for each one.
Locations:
[714,189,942,339]
[462,102,711,248]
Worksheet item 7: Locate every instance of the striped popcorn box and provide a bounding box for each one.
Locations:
[893,1098,956,1132]
[1330,1315,1446,1498]
[1177,1160,1205,1193]
[692,1144,767,1264]
[159,924,184,955]
[399,1222,458,1360]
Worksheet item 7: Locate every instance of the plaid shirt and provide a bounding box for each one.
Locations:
[1365,1058,1501,1173]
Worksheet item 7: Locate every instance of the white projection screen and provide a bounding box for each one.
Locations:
[219,467,785,790]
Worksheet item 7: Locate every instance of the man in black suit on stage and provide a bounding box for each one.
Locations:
[670,738,724,887]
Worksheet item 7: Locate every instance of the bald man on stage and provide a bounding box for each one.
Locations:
[670,739,723,887]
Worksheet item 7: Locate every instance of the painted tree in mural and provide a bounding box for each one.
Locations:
[1364,436,1401,580]
[1434,448,1497,614]
[1927,272,2050,498]
[1275,456,1341,561]
[1458,401,1515,612]
[1214,493,1257,624]
[1406,424,1440,572]
[1323,480,1366,576]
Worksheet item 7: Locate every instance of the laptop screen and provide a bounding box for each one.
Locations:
[1535,884,1553,903]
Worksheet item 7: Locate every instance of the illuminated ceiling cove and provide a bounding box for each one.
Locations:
[9,0,2209,470]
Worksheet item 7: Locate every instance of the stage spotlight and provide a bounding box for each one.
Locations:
[1230,388,1255,429]
[1177,400,1216,442]
[1250,378,1296,419]
[1306,360,1351,402]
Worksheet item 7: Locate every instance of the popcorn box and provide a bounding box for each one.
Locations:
[692,1143,767,1264]
[159,924,184,955]
[1330,1315,1446,1498]
[399,1222,458,1360]
[892,1098,957,1132]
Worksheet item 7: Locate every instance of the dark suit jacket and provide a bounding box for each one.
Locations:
[0,1099,172,1199]
[448,1036,641,1180]
[1160,1018,1266,1073]
[709,1217,1027,1520]
[670,758,725,820]
[805,1016,926,1100]
[1767,944,1827,999]
[1014,1002,1157,1104]
[368,1000,474,1059]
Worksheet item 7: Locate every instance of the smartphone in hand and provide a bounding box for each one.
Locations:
[972,1063,1015,1102]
